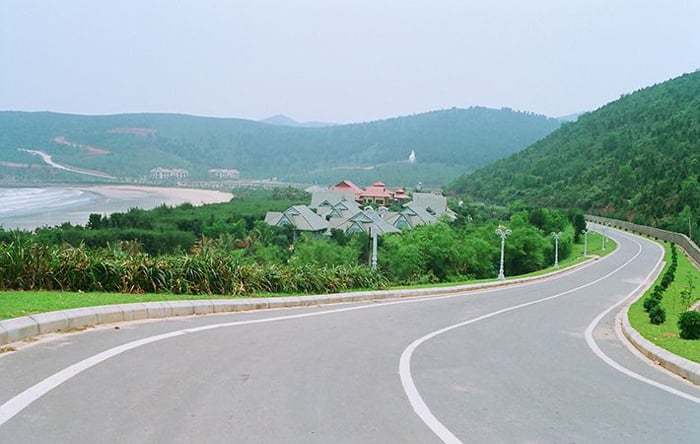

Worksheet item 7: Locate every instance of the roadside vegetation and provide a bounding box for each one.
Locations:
[0,230,605,321]
[629,242,700,363]
[0,189,597,319]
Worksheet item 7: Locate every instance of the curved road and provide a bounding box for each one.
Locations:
[21,149,115,179]
[1,228,699,443]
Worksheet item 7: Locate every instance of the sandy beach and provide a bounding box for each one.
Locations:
[0,185,233,231]
[71,185,233,207]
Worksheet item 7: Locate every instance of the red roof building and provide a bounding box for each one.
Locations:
[331,180,363,195]
[331,178,412,206]
[393,187,411,201]
[358,181,395,206]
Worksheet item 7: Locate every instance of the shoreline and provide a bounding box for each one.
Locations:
[0,185,233,231]
[64,184,233,206]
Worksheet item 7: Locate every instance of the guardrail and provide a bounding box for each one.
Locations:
[586,215,700,267]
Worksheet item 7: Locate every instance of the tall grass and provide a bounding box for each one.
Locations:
[0,238,387,296]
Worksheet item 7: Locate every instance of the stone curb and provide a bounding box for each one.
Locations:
[0,258,597,348]
[616,234,700,386]
[621,311,700,385]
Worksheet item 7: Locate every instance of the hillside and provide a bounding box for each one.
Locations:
[450,70,700,232]
[0,108,559,187]
[259,114,335,128]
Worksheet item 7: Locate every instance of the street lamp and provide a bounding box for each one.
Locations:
[495,225,511,280]
[602,227,608,251]
[581,229,589,257]
[370,225,378,270]
[365,206,379,270]
[551,232,563,269]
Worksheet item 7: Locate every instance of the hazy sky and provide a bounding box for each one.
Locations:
[2,0,699,123]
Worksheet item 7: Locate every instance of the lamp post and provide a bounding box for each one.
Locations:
[495,225,511,280]
[602,227,608,251]
[581,229,589,257]
[551,231,563,269]
[365,206,379,270]
[370,225,378,270]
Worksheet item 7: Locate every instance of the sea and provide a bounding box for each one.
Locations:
[0,187,101,230]
[0,186,232,231]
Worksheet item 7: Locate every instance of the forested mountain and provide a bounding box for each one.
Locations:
[0,107,559,187]
[450,70,700,233]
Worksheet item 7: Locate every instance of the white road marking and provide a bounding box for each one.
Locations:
[398,229,696,443]
[0,277,557,428]
[3,227,696,441]
[584,234,700,405]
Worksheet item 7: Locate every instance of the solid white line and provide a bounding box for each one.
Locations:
[398,231,650,444]
[584,234,700,405]
[0,281,545,428]
[3,253,602,428]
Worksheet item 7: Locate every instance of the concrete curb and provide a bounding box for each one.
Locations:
[0,258,596,348]
[621,311,700,385]
[612,227,700,386]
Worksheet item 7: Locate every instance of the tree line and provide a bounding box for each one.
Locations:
[450,70,700,242]
[0,189,585,294]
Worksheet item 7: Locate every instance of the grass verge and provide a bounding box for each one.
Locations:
[0,292,243,321]
[628,242,700,363]
[0,232,615,321]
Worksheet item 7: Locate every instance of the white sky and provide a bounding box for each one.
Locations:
[1,0,699,123]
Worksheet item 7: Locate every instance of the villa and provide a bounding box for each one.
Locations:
[265,179,455,236]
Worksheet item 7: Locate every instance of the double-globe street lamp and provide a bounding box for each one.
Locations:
[495,225,512,280]
[551,231,563,269]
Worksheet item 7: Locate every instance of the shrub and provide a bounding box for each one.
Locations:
[678,311,700,339]
[643,295,661,312]
[648,305,666,325]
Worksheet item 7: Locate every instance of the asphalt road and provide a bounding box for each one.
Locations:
[1,228,699,443]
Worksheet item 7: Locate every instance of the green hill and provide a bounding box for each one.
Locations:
[0,108,559,187]
[449,70,700,232]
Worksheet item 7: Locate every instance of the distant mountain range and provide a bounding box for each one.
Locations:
[449,70,700,232]
[259,114,336,128]
[0,107,561,187]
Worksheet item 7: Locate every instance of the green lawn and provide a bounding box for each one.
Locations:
[628,242,700,363]
[0,232,613,320]
[0,292,244,321]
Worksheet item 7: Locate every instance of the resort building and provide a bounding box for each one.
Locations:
[264,205,328,233]
[150,167,189,180]
[331,179,363,195]
[264,180,455,236]
[208,168,241,179]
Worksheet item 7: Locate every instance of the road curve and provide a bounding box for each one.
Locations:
[21,149,116,179]
[0,228,699,443]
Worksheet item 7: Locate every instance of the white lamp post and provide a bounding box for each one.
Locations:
[365,206,379,270]
[370,226,378,270]
[551,231,563,269]
[581,229,589,257]
[495,225,511,280]
[602,227,608,251]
